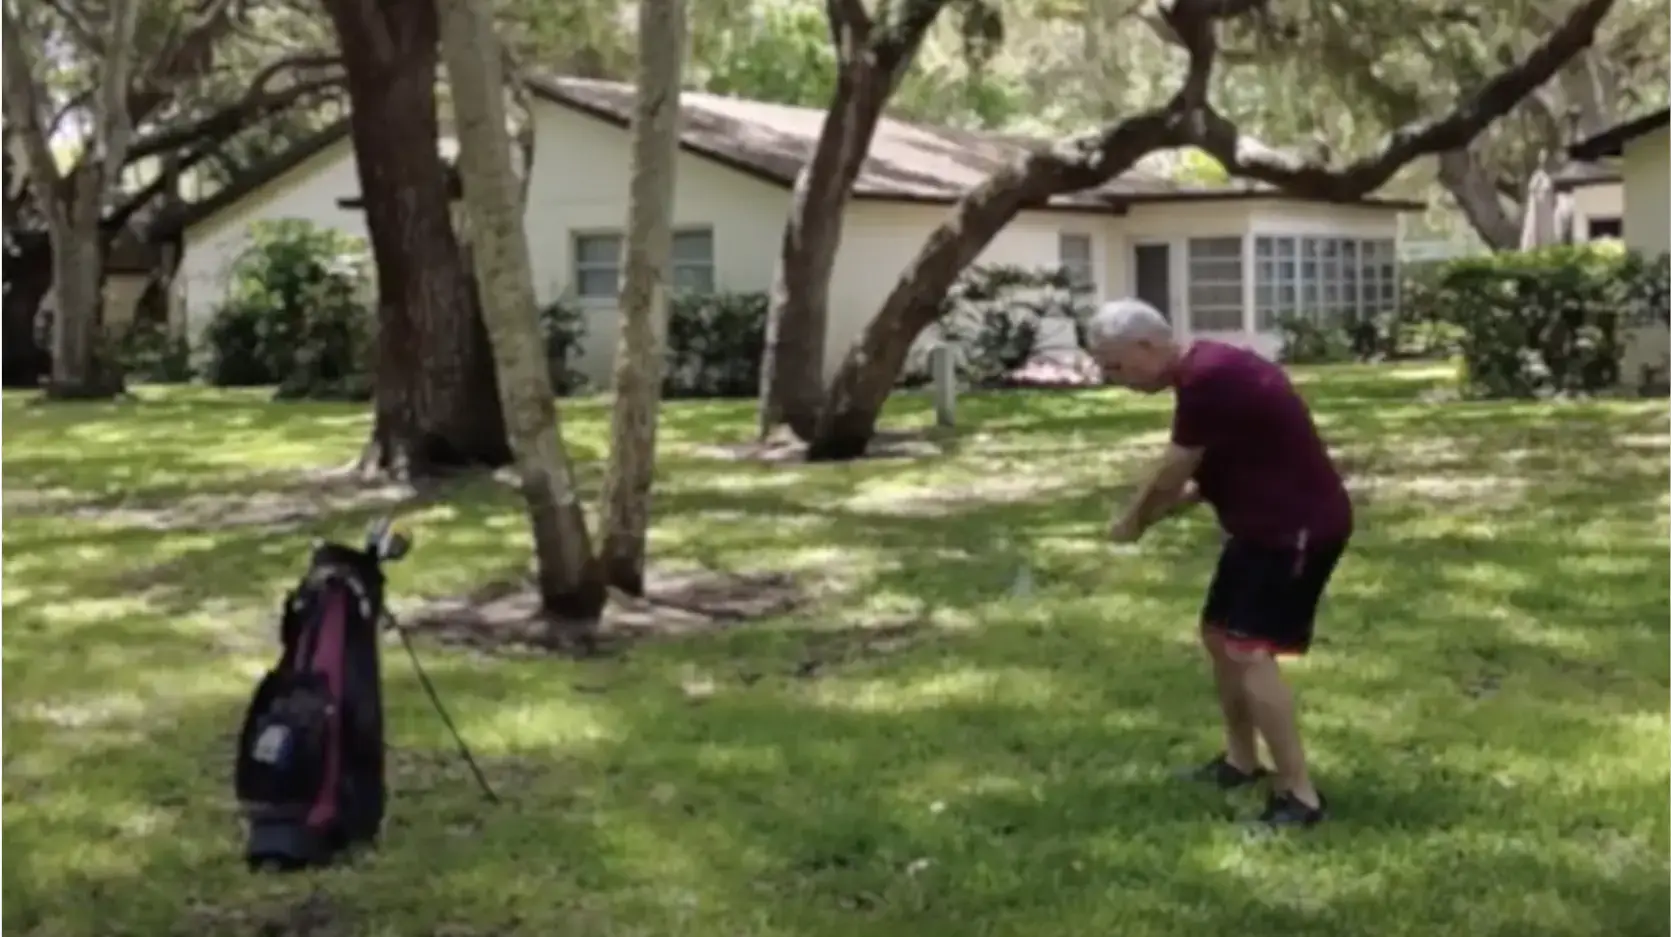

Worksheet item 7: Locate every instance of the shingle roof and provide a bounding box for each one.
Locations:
[1569,108,1670,161]
[178,76,1422,233]
[525,75,1422,211]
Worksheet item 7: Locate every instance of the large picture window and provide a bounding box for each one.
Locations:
[1186,237,1245,331]
[1254,235,1397,329]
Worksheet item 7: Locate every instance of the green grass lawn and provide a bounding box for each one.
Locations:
[4,364,1668,937]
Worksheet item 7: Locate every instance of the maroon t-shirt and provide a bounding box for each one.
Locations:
[1170,341,1352,546]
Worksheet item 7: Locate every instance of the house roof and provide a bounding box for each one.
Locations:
[175,77,1422,234]
[1568,107,1671,161]
[173,121,352,233]
[1550,160,1621,191]
[525,76,1423,212]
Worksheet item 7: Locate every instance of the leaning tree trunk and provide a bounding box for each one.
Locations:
[323,0,511,479]
[438,0,607,629]
[599,0,686,595]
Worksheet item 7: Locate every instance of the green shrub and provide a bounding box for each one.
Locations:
[903,264,1093,387]
[1275,315,1353,365]
[202,220,372,398]
[116,320,194,384]
[1411,245,1669,399]
[539,298,588,395]
[664,291,766,399]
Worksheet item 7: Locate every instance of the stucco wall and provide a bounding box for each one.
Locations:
[1620,127,1670,388]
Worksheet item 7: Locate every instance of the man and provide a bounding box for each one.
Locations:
[1088,298,1352,829]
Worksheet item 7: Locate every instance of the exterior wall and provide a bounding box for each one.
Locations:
[177,140,367,341]
[1620,128,1671,388]
[1622,129,1670,257]
[102,274,149,331]
[521,100,789,385]
[1566,181,1624,241]
[823,198,1403,370]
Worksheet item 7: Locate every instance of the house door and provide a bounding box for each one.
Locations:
[1133,243,1171,319]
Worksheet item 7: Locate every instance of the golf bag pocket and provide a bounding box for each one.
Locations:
[235,670,333,817]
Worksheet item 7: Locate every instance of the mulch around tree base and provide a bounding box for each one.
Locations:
[400,568,810,656]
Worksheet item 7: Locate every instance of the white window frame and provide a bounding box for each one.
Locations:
[1186,236,1245,332]
[1058,232,1095,291]
[1253,234,1398,330]
[571,226,717,302]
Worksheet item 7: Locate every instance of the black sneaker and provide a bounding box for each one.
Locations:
[1256,790,1327,828]
[1182,753,1269,790]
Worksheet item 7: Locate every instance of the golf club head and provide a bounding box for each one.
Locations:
[364,517,413,563]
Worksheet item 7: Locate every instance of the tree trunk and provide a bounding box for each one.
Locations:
[323,0,511,479]
[757,69,894,440]
[756,0,953,441]
[599,0,686,596]
[43,170,126,400]
[437,0,607,629]
[1437,150,1522,250]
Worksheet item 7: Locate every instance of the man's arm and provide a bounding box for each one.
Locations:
[1109,444,1204,541]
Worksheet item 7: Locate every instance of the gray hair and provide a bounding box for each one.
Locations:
[1085,298,1172,348]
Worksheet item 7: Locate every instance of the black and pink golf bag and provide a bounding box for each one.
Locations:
[234,521,409,871]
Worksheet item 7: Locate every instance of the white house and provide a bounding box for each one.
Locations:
[175,77,1421,387]
[1569,107,1671,386]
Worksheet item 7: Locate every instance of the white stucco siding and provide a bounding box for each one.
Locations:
[1622,129,1669,258]
[523,100,789,386]
[177,140,367,342]
[1567,181,1624,241]
[1619,127,1670,386]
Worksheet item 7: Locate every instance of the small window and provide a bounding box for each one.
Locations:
[1059,233,1094,289]
[573,232,623,299]
[672,229,716,293]
[572,227,718,300]
[1588,217,1623,240]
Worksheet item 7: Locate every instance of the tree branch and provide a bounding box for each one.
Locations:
[91,0,144,187]
[124,54,344,160]
[1184,0,1617,200]
[1,2,66,203]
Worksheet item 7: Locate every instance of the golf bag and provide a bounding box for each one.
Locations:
[234,523,407,871]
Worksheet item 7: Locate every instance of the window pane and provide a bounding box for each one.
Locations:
[1302,238,1319,259]
[577,268,619,298]
[1193,308,1242,330]
[576,234,621,264]
[1277,238,1297,258]
[1255,237,1276,259]
[1192,284,1241,307]
[673,230,713,263]
[1059,233,1092,264]
[1190,237,1242,260]
[672,263,714,293]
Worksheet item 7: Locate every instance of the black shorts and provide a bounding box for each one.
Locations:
[1201,535,1348,656]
